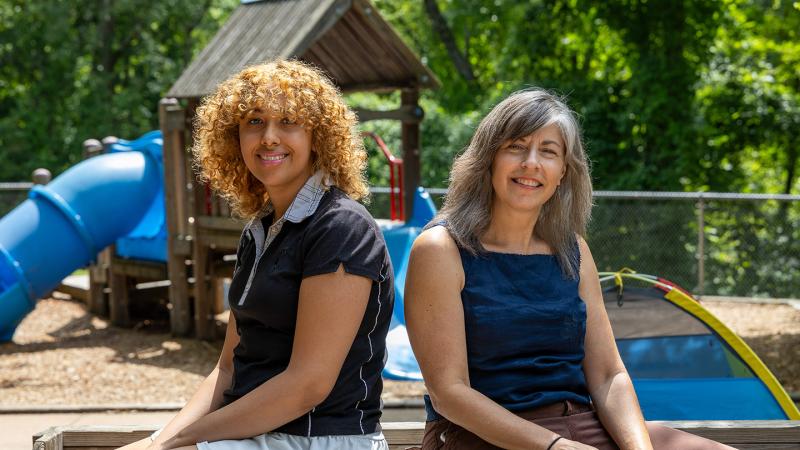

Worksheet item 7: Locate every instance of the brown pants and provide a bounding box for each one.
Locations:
[417,400,737,450]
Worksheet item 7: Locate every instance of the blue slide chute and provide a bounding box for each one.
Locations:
[0,132,163,341]
[381,187,436,380]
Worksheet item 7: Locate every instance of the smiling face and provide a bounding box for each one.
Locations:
[238,108,314,200]
[491,122,567,215]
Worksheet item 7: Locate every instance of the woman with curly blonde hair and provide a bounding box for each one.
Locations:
[122,60,393,450]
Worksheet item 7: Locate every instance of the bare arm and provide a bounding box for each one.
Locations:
[143,311,239,448]
[158,264,371,448]
[405,227,584,450]
[578,238,652,450]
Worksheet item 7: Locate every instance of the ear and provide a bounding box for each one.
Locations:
[558,164,567,185]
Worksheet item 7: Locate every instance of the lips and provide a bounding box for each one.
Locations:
[256,152,288,163]
[512,177,542,188]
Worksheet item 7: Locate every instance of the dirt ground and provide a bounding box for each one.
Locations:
[0,297,796,407]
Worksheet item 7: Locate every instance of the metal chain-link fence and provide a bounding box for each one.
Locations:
[368,189,800,299]
[4,182,797,299]
[0,182,32,216]
[590,192,800,299]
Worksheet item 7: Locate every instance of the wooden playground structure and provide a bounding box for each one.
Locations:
[85,0,438,339]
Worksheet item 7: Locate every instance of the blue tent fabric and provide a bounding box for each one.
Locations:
[634,378,785,420]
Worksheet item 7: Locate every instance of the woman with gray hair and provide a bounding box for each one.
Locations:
[404,89,733,449]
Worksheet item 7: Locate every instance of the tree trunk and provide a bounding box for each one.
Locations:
[423,0,475,82]
[784,146,797,195]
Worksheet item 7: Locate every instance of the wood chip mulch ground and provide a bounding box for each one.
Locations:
[0,297,796,408]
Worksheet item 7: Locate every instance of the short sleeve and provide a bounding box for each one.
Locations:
[301,204,385,281]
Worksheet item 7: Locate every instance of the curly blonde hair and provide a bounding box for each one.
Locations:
[193,59,369,219]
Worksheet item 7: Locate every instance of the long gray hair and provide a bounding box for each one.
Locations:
[434,89,593,279]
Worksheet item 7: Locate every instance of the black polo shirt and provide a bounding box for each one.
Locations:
[223,185,394,437]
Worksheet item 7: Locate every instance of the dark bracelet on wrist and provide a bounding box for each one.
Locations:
[546,436,563,450]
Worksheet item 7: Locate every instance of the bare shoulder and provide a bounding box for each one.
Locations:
[575,234,595,267]
[575,234,600,288]
[411,226,460,259]
[575,234,590,254]
[407,225,464,288]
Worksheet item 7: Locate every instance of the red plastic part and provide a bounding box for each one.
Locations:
[362,131,404,221]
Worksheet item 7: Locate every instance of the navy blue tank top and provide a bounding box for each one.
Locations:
[425,234,591,420]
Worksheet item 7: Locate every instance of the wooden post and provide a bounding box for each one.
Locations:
[108,272,130,327]
[401,88,422,222]
[87,261,108,316]
[213,276,227,316]
[183,99,217,340]
[192,241,215,339]
[160,98,192,336]
[83,138,109,316]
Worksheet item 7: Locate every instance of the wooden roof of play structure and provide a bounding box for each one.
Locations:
[167,0,439,98]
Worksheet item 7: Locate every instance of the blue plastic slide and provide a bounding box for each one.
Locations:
[380,188,436,380]
[0,131,164,341]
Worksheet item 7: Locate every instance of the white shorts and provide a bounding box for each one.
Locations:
[196,431,388,450]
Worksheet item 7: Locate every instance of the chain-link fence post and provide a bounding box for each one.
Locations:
[696,195,705,298]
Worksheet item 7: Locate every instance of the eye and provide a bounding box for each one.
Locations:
[507,143,526,152]
[280,117,297,125]
[246,117,263,125]
[542,148,559,156]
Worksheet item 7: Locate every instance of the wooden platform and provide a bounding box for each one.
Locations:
[32,421,800,449]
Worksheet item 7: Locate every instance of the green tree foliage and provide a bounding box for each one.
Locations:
[373,0,797,195]
[3,0,796,194]
[368,0,798,298]
[695,0,800,194]
[0,1,796,296]
[0,0,238,181]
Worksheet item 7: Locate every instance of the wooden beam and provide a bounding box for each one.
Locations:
[660,420,800,446]
[31,426,61,450]
[339,80,417,94]
[29,421,800,449]
[109,258,167,280]
[159,98,192,336]
[58,425,154,447]
[354,105,423,123]
[195,229,241,251]
[55,281,89,303]
[401,88,421,221]
[195,215,245,232]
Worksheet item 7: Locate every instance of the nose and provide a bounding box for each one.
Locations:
[260,120,280,147]
[521,148,541,169]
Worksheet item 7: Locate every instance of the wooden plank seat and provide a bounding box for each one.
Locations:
[32,421,800,450]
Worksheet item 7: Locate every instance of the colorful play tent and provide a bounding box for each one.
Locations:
[600,270,800,420]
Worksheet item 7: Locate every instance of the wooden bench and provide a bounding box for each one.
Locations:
[32,421,800,450]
